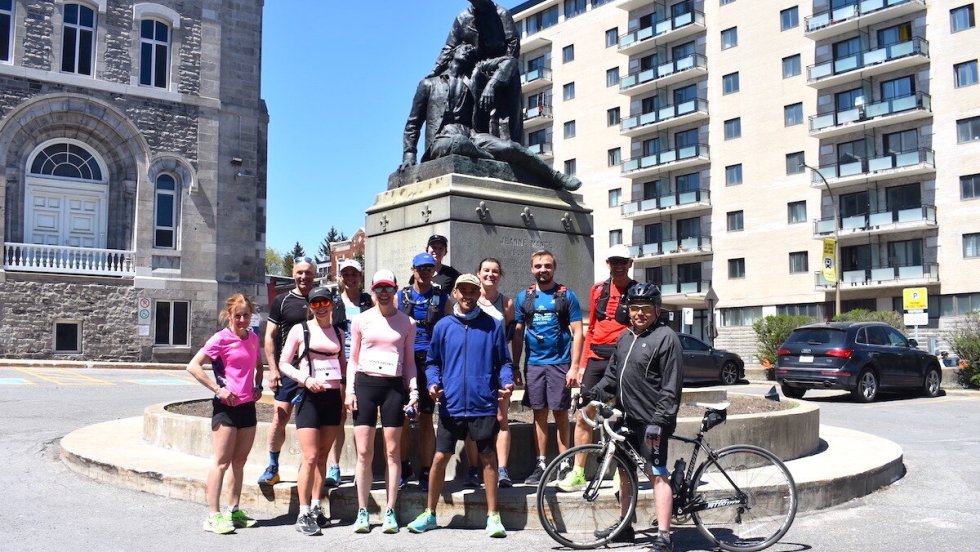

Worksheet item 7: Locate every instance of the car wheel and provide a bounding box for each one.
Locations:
[921,367,941,398]
[719,361,739,385]
[781,384,805,399]
[852,369,879,403]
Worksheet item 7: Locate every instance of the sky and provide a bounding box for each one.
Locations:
[261,1,509,256]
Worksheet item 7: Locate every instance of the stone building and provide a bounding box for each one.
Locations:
[0,0,268,362]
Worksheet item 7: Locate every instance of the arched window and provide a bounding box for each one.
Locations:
[30,141,104,181]
[62,3,97,75]
[154,174,178,248]
[139,19,169,87]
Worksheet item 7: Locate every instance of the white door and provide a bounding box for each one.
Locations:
[25,180,107,248]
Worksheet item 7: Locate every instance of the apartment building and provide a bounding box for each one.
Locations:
[0,1,268,362]
[511,0,980,360]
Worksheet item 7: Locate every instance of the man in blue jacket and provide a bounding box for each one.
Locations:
[407,273,514,538]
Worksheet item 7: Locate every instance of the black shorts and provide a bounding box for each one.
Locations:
[436,415,499,454]
[352,373,407,428]
[581,357,611,391]
[415,350,435,415]
[294,389,343,429]
[624,419,671,476]
[274,373,300,403]
[211,399,257,430]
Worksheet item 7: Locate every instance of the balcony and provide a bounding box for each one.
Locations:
[523,105,553,129]
[2,243,136,277]
[618,10,706,56]
[810,148,934,189]
[805,0,926,41]
[616,0,653,11]
[814,262,938,290]
[621,144,709,178]
[621,188,711,221]
[526,141,553,159]
[620,54,707,96]
[808,92,931,138]
[521,67,553,93]
[620,98,709,137]
[520,32,551,53]
[813,204,937,239]
[807,38,929,89]
[627,235,712,262]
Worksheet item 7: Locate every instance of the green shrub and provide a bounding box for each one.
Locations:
[753,315,816,379]
[832,309,905,331]
[946,311,980,389]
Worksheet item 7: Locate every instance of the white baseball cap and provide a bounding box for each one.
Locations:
[338,259,362,273]
[371,269,397,289]
[606,244,632,261]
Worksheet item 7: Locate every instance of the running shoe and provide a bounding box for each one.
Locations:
[407,509,438,533]
[202,512,235,534]
[295,512,321,536]
[556,466,586,492]
[324,465,341,488]
[524,462,546,485]
[311,504,329,528]
[353,508,371,533]
[228,509,256,528]
[498,467,513,488]
[594,521,635,543]
[257,464,280,486]
[485,512,506,538]
[382,508,399,534]
[465,466,481,488]
[558,458,571,480]
[648,536,673,552]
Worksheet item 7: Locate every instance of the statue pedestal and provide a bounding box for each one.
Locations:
[366,165,594,301]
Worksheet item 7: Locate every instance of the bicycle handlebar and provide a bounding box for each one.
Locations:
[580,399,626,442]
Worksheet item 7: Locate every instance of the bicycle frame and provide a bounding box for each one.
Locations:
[670,426,749,517]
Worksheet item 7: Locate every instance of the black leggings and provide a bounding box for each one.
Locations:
[352,373,406,428]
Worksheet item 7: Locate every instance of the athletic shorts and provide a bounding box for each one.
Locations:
[581,357,611,392]
[294,389,343,429]
[522,363,571,411]
[211,398,257,430]
[436,415,499,454]
[414,350,435,415]
[624,419,671,476]
[352,373,407,428]
[274,372,300,403]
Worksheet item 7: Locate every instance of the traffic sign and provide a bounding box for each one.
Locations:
[903,288,928,311]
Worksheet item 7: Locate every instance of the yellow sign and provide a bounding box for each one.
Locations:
[903,287,928,311]
[821,238,837,283]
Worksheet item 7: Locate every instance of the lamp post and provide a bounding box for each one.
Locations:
[801,161,841,317]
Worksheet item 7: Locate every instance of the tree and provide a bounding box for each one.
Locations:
[316,226,349,263]
[832,309,905,331]
[946,311,980,388]
[753,315,816,379]
[264,247,283,276]
[282,241,306,276]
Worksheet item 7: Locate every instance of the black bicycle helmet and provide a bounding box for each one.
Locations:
[626,283,662,306]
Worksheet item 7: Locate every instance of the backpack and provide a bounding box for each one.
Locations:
[332,291,372,334]
[520,284,571,329]
[594,278,637,326]
[399,284,444,329]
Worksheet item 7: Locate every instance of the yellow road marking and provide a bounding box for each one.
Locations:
[13,367,112,385]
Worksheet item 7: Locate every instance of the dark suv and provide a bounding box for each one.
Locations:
[775,322,942,402]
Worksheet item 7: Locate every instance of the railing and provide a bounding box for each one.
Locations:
[526,142,553,156]
[621,143,709,174]
[521,67,552,86]
[621,188,710,216]
[621,98,708,133]
[815,262,938,287]
[807,37,928,83]
[626,236,712,258]
[523,105,553,120]
[618,10,705,50]
[810,148,934,182]
[620,54,707,91]
[813,204,937,235]
[809,92,930,133]
[805,0,924,34]
[3,243,136,276]
[657,279,712,295]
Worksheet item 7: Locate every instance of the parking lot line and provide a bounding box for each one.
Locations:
[0,377,34,385]
[14,368,112,385]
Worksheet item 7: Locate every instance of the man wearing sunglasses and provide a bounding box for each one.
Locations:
[258,257,316,486]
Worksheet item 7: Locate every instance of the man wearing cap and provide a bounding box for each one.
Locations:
[398,252,452,490]
[557,244,638,493]
[407,274,514,538]
[413,234,460,290]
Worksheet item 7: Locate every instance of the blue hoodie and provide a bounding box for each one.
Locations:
[426,309,514,418]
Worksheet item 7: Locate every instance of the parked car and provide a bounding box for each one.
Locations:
[775,322,942,402]
[678,333,744,385]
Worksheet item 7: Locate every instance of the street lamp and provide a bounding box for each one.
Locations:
[801,161,841,317]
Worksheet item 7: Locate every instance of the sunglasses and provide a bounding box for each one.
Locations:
[310,298,333,308]
[608,258,630,266]
[294,256,314,264]
[373,285,397,294]
[628,304,657,314]
[414,265,435,272]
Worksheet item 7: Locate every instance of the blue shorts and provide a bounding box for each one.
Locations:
[274,373,300,403]
[522,363,571,411]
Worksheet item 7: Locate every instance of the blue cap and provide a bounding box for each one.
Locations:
[412,252,436,268]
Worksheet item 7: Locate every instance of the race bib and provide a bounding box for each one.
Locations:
[312,357,342,382]
[360,349,401,376]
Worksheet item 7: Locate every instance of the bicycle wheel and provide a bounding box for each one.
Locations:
[536,444,639,549]
[690,445,797,552]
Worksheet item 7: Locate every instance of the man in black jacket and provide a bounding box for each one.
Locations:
[586,283,683,552]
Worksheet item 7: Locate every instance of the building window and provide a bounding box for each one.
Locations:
[563,120,576,138]
[780,6,799,30]
[728,258,745,279]
[955,60,978,88]
[784,102,803,126]
[54,321,82,353]
[562,44,574,63]
[606,67,620,87]
[563,82,575,101]
[1,0,12,62]
[607,107,620,126]
[605,27,618,47]
[62,3,97,75]
[951,5,976,33]
[154,174,178,248]
[720,0,736,5]
[789,252,809,274]
[140,19,170,88]
[727,210,744,232]
[724,118,741,140]
[787,201,807,223]
[725,164,743,186]
[962,174,980,199]
[564,159,577,176]
[782,54,801,78]
[154,300,190,346]
[608,188,621,207]
[609,229,623,246]
[721,307,763,327]
[958,116,980,143]
[525,5,559,35]
[965,233,980,258]
[565,0,586,19]
[786,151,805,175]
[721,27,738,49]
[722,72,740,94]
[607,147,621,166]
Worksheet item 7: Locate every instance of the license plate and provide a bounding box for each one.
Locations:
[799,355,814,363]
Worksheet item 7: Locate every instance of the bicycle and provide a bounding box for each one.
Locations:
[536,399,797,551]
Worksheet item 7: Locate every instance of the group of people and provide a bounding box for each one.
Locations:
[187,235,684,551]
